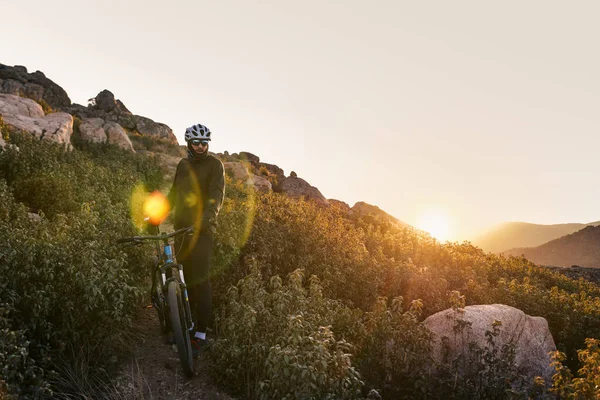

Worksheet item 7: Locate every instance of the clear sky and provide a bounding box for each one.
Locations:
[2,0,599,241]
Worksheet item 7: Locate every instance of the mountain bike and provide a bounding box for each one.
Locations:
[117,224,196,377]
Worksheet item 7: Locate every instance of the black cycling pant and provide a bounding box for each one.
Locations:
[175,232,214,334]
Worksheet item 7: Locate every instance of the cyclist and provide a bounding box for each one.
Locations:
[167,123,225,356]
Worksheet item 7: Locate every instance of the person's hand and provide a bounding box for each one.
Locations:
[201,217,217,234]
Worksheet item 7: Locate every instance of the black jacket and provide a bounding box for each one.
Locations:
[167,155,225,232]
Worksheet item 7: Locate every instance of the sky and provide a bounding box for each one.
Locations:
[2,0,599,241]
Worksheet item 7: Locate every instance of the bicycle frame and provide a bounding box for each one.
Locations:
[152,227,194,330]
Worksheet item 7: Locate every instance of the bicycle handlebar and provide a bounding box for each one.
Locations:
[116,225,195,245]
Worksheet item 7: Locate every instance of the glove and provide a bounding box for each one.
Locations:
[201,216,217,234]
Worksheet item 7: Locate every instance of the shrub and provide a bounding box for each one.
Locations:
[0,133,163,395]
[209,267,364,399]
[551,338,600,399]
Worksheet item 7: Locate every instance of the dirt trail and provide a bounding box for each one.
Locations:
[114,304,235,400]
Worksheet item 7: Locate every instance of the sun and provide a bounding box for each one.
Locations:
[416,209,452,242]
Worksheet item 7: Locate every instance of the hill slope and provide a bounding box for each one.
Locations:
[505,225,600,268]
[473,221,600,253]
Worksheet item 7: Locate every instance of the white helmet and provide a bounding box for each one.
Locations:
[185,123,211,142]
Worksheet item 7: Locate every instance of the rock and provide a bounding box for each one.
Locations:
[79,118,134,151]
[224,162,249,181]
[423,304,556,387]
[136,116,178,144]
[0,94,73,148]
[95,89,117,112]
[104,122,134,151]
[25,83,45,102]
[79,118,106,143]
[280,176,328,205]
[117,113,138,130]
[0,94,44,118]
[247,174,272,192]
[239,151,260,164]
[0,64,71,108]
[259,162,284,178]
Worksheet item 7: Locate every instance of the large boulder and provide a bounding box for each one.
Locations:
[423,304,556,387]
[247,175,272,193]
[0,94,73,149]
[78,118,134,151]
[224,161,250,182]
[134,116,177,144]
[280,175,328,205]
[0,64,71,108]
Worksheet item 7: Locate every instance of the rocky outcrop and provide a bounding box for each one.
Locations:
[423,304,556,387]
[79,118,134,151]
[0,64,71,108]
[64,90,178,144]
[280,175,328,205]
[0,94,73,149]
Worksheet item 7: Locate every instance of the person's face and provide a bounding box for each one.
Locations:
[190,139,209,154]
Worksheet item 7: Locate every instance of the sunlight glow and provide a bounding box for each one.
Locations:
[416,209,453,242]
[143,191,170,226]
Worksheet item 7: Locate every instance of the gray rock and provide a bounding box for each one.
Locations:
[25,83,44,102]
[423,304,556,388]
[224,161,249,181]
[247,174,272,192]
[0,63,71,108]
[136,116,178,143]
[95,89,117,112]
[79,118,134,151]
[0,94,44,118]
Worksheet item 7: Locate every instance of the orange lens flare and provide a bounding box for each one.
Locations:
[143,191,170,226]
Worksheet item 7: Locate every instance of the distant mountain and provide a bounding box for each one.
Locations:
[504,225,600,268]
[472,221,600,253]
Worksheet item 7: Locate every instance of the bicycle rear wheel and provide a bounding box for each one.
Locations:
[153,270,168,334]
[167,280,194,377]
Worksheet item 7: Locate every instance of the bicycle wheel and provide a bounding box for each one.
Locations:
[153,270,168,334]
[167,280,194,377]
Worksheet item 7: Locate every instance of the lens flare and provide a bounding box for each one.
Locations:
[144,191,170,226]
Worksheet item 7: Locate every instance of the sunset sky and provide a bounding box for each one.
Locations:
[3,0,599,241]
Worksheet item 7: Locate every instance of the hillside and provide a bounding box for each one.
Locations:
[505,225,600,268]
[472,221,600,253]
[3,62,600,399]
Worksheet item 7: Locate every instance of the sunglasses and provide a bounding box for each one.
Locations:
[190,139,209,146]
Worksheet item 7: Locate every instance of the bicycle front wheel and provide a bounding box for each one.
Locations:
[167,280,194,377]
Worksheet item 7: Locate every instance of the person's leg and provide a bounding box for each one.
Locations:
[192,233,214,335]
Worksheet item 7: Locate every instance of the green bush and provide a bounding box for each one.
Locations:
[209,267,364,399]
[0,132,164,396]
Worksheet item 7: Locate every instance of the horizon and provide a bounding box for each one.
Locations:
[3,0,599,242]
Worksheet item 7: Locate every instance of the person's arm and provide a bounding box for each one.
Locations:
[167,161,181,214]
[202,159,225,230]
